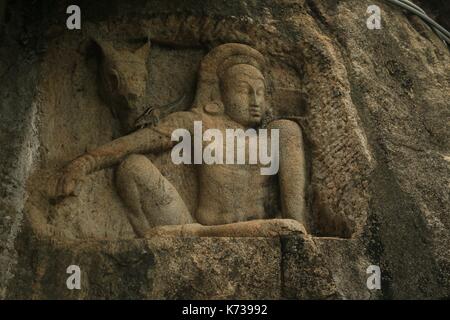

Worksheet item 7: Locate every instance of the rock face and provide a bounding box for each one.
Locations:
[0,0,449,299]
[8,235,372,299]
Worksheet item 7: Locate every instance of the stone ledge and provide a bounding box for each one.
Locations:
[7,235,372,299]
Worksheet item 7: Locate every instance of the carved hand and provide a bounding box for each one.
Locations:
[50,114,186,199]
[54,157,89,197]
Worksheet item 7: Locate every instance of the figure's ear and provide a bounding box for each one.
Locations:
[204,101,224,115]
[105,69,121,92]
[91,38,117,59]
[134,41,151,60]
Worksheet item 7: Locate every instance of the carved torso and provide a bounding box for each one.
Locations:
[195,113,278,225]
[196,163,277,225]
[153,110,279,225]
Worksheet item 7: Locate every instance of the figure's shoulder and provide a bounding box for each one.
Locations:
[267,118,302,131]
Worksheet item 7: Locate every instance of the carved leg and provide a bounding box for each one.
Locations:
[116,154,193,237]
[144,219,306,238]
[268,119,308,231]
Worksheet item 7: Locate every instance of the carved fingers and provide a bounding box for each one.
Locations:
[52,162,87,198]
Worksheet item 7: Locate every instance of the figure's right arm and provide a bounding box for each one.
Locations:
[54,111,198,197]
[68,127,170,172]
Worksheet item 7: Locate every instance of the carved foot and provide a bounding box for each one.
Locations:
[143,219,306,238]
[247,219,307,237]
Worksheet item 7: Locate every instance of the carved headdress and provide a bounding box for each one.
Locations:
[194,43,266,112]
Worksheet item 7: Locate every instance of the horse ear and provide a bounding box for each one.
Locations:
[134,41,151,60]
[91,38,117,59]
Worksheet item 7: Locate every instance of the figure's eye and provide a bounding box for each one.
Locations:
[108,70,120,90]
[256,88,265,96]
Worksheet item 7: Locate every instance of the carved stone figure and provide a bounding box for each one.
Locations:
[94,39,151,133]
[53,43,307,237]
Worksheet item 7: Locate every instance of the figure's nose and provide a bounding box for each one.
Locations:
[249,90,259,106]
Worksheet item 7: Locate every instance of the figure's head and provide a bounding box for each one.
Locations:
[219,63,266,127]
[194,43,270,128]
[93,39,151,133]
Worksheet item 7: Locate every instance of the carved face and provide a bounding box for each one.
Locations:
[221,64,266,127]
[96,40,150,133]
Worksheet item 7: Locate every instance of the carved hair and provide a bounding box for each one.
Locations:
[193,43,266,112]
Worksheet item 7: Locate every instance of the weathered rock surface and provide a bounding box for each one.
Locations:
[10,237,282,300]
[8,235,374,299]
[1,0,449,299]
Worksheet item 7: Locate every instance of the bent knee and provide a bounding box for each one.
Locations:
[117,154,155,179]
[268,119,302,138]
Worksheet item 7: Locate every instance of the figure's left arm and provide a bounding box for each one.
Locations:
[268,119,308,231]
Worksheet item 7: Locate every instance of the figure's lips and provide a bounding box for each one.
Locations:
[250,108,261,117]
